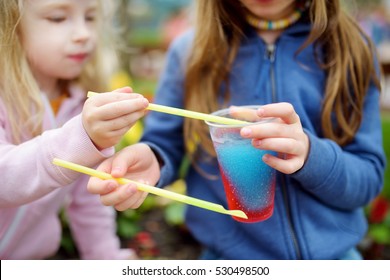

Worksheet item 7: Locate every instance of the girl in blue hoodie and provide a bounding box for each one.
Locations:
[88,0,386,259]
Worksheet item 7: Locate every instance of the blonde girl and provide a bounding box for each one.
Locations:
[0,0,148,259]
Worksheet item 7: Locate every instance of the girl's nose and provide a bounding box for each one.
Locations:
[72,19,92,43]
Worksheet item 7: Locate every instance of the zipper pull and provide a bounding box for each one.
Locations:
[266,44,276,62]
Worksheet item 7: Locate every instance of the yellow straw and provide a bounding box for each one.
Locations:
[87,91,248,125]
[53,158,247,219]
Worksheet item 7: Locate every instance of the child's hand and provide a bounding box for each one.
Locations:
[82,87,149,150]
[87,143,161,211]
[240,102,310,174]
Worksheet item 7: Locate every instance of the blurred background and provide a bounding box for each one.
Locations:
[57,0,390,260]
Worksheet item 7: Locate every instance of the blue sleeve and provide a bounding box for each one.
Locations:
[291,82,386,210]
[140,32,194,187]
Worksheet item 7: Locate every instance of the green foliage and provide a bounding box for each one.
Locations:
[116,195,159,239]
[58,209,78,258]
[365,114,390,250]
[117,210,141,238]
[128,29,163,48]
[368,220,390,245]
[164,202,185,226]
[381,114,390,199]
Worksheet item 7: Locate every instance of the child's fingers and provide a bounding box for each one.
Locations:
[99,182,138,208]
[114,190,148,211]
[262,153,303,175]
[87,177,118,195]
[132,191,149,208]
[252,137,300,155]
[113,86,133,93]
[96,110,145,131]
[96,97,149,120]
[110,147,139,178]
[87,159,118,195]
[89,91,146,107]
[257,102,300,124]
[241,122,293,139]
[229,106,260,122]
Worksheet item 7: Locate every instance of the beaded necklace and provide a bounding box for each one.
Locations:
[246,1,310,31]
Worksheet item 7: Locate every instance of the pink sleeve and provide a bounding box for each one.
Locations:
[65,175,136,260]
[0,114,114,207]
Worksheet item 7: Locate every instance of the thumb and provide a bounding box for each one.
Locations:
[113,86,133,94]
[110,147,137,178]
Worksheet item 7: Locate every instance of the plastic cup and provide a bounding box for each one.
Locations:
[206,106,277,223]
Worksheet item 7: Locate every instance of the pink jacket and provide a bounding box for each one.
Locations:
[0,84,134,259]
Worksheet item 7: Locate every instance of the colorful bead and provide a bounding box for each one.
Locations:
[246,1,310,31]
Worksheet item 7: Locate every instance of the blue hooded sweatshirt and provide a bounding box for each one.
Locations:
[140,20,386,259]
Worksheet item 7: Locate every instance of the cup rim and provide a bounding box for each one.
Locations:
[205,105,276,128]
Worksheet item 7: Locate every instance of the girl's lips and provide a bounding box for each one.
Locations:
[68,53,88,62]
[252,0,274,3]
[250,0,275,5]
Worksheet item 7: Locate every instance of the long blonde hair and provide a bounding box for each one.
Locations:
[184,0,380,160]
[0,0,117,143]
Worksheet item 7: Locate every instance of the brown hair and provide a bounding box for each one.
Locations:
[183,0,380,162]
